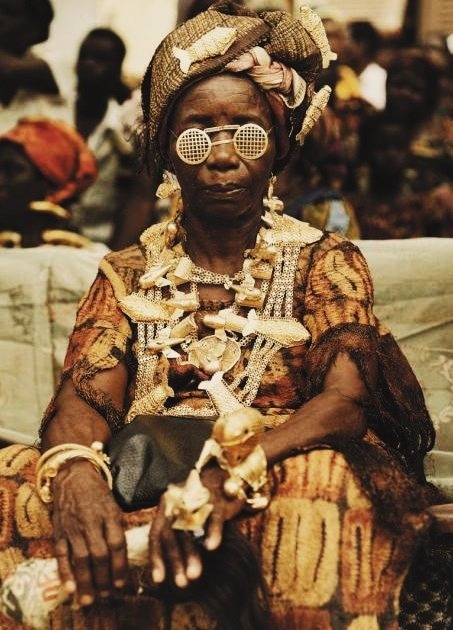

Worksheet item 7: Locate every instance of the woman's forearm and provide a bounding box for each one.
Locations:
[260,351,373,466]
[40,363,128,451]
[260,387,367,466]
[40,380,112,451]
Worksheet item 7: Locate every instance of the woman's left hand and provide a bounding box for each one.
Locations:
[148,465,245,588]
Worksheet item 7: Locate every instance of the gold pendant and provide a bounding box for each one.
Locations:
[187,335,241,375]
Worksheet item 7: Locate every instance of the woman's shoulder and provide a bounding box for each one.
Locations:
[280,213,359,254]
[100,243,147,294]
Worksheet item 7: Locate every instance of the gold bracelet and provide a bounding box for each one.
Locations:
[35,441,112,504]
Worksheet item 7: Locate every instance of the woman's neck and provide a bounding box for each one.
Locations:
[182,212,262,276]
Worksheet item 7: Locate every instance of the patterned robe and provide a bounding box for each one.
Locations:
[0,227,445,629]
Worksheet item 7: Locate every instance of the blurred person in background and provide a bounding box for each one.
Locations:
[0,0,65,132]
[0,117,98,248]
[348,20,387,111]
[354,112,425,239]
[384,50,452,232]
[68,28,137,248]
[46,27,157,250]
[277,133,361,238]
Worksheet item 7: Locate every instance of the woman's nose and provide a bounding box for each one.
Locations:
[206,132,239,169]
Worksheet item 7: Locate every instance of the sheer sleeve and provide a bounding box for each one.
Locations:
[40,272,133,436]
[297,236,435,481]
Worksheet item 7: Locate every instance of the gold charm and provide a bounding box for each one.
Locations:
[139,263,173,289]
[165,290,199,311]
[297,5,337,69]
[164,469,213,533]
[156,171,180,199]
[296,85,332,145]
[262,176,284,214]
[119,294,173,322]
[172,27,237,73]
[198,372,244,415]
[188,336,241,375]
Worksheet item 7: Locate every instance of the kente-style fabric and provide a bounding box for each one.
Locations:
[0,117,97,205]
[1,227,441,627]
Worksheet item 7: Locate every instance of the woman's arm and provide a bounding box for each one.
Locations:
[40,363,128,449]
[39,268,133,606]
[40,365,130,607]
[261,350,373,465]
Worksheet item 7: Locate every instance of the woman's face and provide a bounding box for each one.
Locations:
[0,142,51,229]
[167,74,276,225]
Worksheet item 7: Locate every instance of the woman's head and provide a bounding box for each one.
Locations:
[0,141,50,229]
[141,1,335,176]
[0,117,97,227]
[167,73,276,222]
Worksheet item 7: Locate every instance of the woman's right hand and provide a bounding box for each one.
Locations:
[51,460,128,606]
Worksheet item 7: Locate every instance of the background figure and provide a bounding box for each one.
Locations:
[67,28,138,247]
[0,117,97,248]
[0,0,64,132]
[353,112,426,239]
[309,11,375,194]
[348,20,387,111]
[384,50,452,235]
[276,134,361,238]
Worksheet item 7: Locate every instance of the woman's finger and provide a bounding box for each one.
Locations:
[161,528,189,588]
[149,507,168,584]
[86,533,112,597]
[54,536,76,595]
[68,535,95,606]
[179,531,202,581]
[204,508,225,551]
[104,519,128,589]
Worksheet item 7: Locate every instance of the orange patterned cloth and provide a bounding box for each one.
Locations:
[0,441,432,629]
[1,229,443,628]
[0,117,97,205]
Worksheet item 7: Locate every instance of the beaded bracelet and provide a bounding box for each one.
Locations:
[35,441,112,504]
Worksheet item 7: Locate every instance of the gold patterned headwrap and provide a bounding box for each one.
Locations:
[141,0,336,172]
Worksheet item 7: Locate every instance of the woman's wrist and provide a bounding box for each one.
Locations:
[36,441,112,503]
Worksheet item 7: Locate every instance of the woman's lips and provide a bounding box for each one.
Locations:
[202,184,245,197]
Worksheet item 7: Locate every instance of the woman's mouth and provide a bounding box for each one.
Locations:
[202,184,245,198]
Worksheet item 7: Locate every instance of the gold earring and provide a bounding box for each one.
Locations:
[263,175,284,214]
[156,170,181,199]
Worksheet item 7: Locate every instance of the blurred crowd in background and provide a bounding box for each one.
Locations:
[0,0,452,252]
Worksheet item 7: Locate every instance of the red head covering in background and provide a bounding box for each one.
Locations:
[0,117,97,205]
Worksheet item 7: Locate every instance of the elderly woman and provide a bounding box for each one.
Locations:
[0,3,448,629]
[0,117,97,247]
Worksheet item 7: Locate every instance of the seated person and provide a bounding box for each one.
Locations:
[0,0,63,132]
[353,111,452,238]
[0,116,97,248]
[0,4,450,629]
[279,134,361,238]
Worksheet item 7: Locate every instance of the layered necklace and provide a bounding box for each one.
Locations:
[119,209,322,420]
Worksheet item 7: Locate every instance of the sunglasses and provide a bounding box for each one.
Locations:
[173,123,271,165]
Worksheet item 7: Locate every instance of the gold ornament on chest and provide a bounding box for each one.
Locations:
[123,211,321,417]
